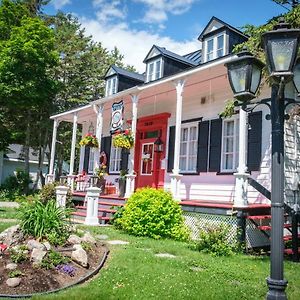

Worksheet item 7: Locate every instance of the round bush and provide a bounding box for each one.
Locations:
[115,188,189,241]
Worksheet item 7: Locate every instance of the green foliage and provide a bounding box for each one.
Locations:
[46,230,68,246]
[115,188,190,241]
[39,183,57,203]
[192,225,237,256]
[8,269,24,278]
[9,246,28,263]
[40,249,70,269]
[81,241,92,252]
[18,199,72,240]
[219,99,235,118]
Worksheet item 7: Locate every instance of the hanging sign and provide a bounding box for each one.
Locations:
[110,100,124,133]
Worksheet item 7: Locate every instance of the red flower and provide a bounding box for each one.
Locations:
[124,129,129,135]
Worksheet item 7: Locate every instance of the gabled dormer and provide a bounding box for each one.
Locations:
[143,45,197,83]
[104,65,144,97]
[198,16,248,64]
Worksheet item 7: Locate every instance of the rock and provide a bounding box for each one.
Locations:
[6,278,21,288]
[73,244,83,250]
[81,232,96,244]
[43,242,51,251]
[96,234,109,240]
[107,240,129,245]
[30,248,46,264]
[27,240,45,251]
[5,263,18,270]
[155,253,176,258]
[71,246,88,267]
[0,225,24,246]
[67,234,82,244]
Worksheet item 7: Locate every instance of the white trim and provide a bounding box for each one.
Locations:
[204,31,226,63]
[105,76,118,97]
[146,57,163,82]
[4,158,48,165]
[109,145,122,174]
[140,142,154,176]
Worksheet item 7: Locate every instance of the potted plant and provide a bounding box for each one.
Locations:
[118,169,127,197]
[94,164,107,194]
[79,133,99,148]
[112,129,134,150]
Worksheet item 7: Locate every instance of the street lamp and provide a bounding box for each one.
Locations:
[225,18,300,300]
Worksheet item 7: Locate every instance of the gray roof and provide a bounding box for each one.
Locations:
[144,45,198,66]
[183,49,202,65]
[4,144,48,163]
[106,65,145,82]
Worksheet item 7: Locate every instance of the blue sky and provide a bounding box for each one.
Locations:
[45,0,287,72]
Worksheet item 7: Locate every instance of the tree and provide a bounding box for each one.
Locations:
[272,0,299,10]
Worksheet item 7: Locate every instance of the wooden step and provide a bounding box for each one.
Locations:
[247,215,272,220]
[71,211,112,221]
[283,234,300,241]
[75,206,117,213]
[258,224,292,231]
[98,201,124,207]
[284,247,300,255]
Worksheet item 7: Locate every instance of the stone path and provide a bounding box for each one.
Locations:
[0,202,19,208]
[0,218,18,223]
[155,253,176,258]
[107,240,129,245]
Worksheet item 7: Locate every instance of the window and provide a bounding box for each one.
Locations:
[88,148,95,174]
[110,145,122,173]
[179,124,198,172]
[221,118,239,172]
[105,76,118,96]
[147,58,162,82]
[205,33,225,62]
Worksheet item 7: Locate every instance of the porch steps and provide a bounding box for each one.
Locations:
[71,192,126,225]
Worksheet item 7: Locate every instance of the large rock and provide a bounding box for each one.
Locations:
[6,278,21,288]
[67,234,82,245]
[42,241,51,251]
[71,244,88,267]
[0,225,24,246]
[27,239,45,251]
[5,263,18,270]
[30,248,46,264]
[81,232,96,245]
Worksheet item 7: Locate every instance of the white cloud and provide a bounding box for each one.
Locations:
[80,18,200,73]
[134,0,198,24]
[92,0,127,23]
[51,0,71,10]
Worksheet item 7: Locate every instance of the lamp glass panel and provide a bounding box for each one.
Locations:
[270,38,295,71]
[250,64,262,94]
[294,62,300,93]
[229,62,248,93]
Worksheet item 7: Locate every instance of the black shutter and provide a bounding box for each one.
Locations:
[83,146,90,173]
[121,148,129,171]
[167,126,176,172]
[101,136,112,173]
[247,111,262,171]
[197,121,209,172]
[209,118,222,172]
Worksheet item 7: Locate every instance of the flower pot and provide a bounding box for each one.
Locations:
[97,178,106,195]
[118,177,126,197]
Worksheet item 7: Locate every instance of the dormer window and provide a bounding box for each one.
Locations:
[106,76,118,96]
[146,58,162,82]
[205,33,225,62]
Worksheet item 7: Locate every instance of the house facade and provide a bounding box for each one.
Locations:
[47,17,300,245]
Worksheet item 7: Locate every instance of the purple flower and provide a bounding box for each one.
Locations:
[56,264,76,277]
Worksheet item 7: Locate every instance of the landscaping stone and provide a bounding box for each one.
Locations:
[27,239,46,251]
[71,244,88,267]
[6,278,21,288]
[107,240,129,245]
[43,242,51,251]
[0,225,24,246]
[5,263,18,270]
[155,253,176,258]
[68,234,82,244]
[190,266,204,272]
[96,234,109,240]
[82,232,96,244]
[30,248,46,264]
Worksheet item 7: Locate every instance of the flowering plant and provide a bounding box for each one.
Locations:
[112,129,134,149]
[95,164,107,179]
[79,133,99,148]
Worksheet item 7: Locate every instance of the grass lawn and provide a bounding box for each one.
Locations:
[21,226,299,300]
[0,207,19,220]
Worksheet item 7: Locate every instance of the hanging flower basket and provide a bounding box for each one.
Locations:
[79,133,99,148]
[112,129,134,149]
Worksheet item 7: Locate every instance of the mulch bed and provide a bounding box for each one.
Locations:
[0,241,107,297]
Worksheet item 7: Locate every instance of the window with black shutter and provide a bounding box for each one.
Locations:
[197,121,209,172]
[167,126,175,172]
[209,118,222,172]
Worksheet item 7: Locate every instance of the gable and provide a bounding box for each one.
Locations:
[143,45,162,63]
[105,67,117,78]
[204,19,223,35]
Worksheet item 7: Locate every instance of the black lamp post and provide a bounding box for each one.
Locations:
[293,58,300,96]
[225,18,300,300]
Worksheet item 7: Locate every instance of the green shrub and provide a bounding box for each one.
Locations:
[40,250,70,269]
[8,270,24,278]
[114,188,189,241]
[18,199,72,240]
[9,246,28,263]
[193,224,237,256]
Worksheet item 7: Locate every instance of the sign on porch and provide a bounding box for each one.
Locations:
[110,100,124,134]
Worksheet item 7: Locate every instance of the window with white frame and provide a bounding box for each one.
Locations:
[179,124,198,172]
[88,148,95,174]
[146,58,162,82]
[105,76,117,96]
[205,33,225,62]
[221,118,239,172]
[110,145,122,173]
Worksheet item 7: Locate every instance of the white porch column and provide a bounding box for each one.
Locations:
[93,104,104,170]
[55,185,69,208]
[84,186,101,226]
[234,108,249,207]
[125,94,139,198]
[170,80,185,200]
[47,118,60,184]
[69,113,78,175]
